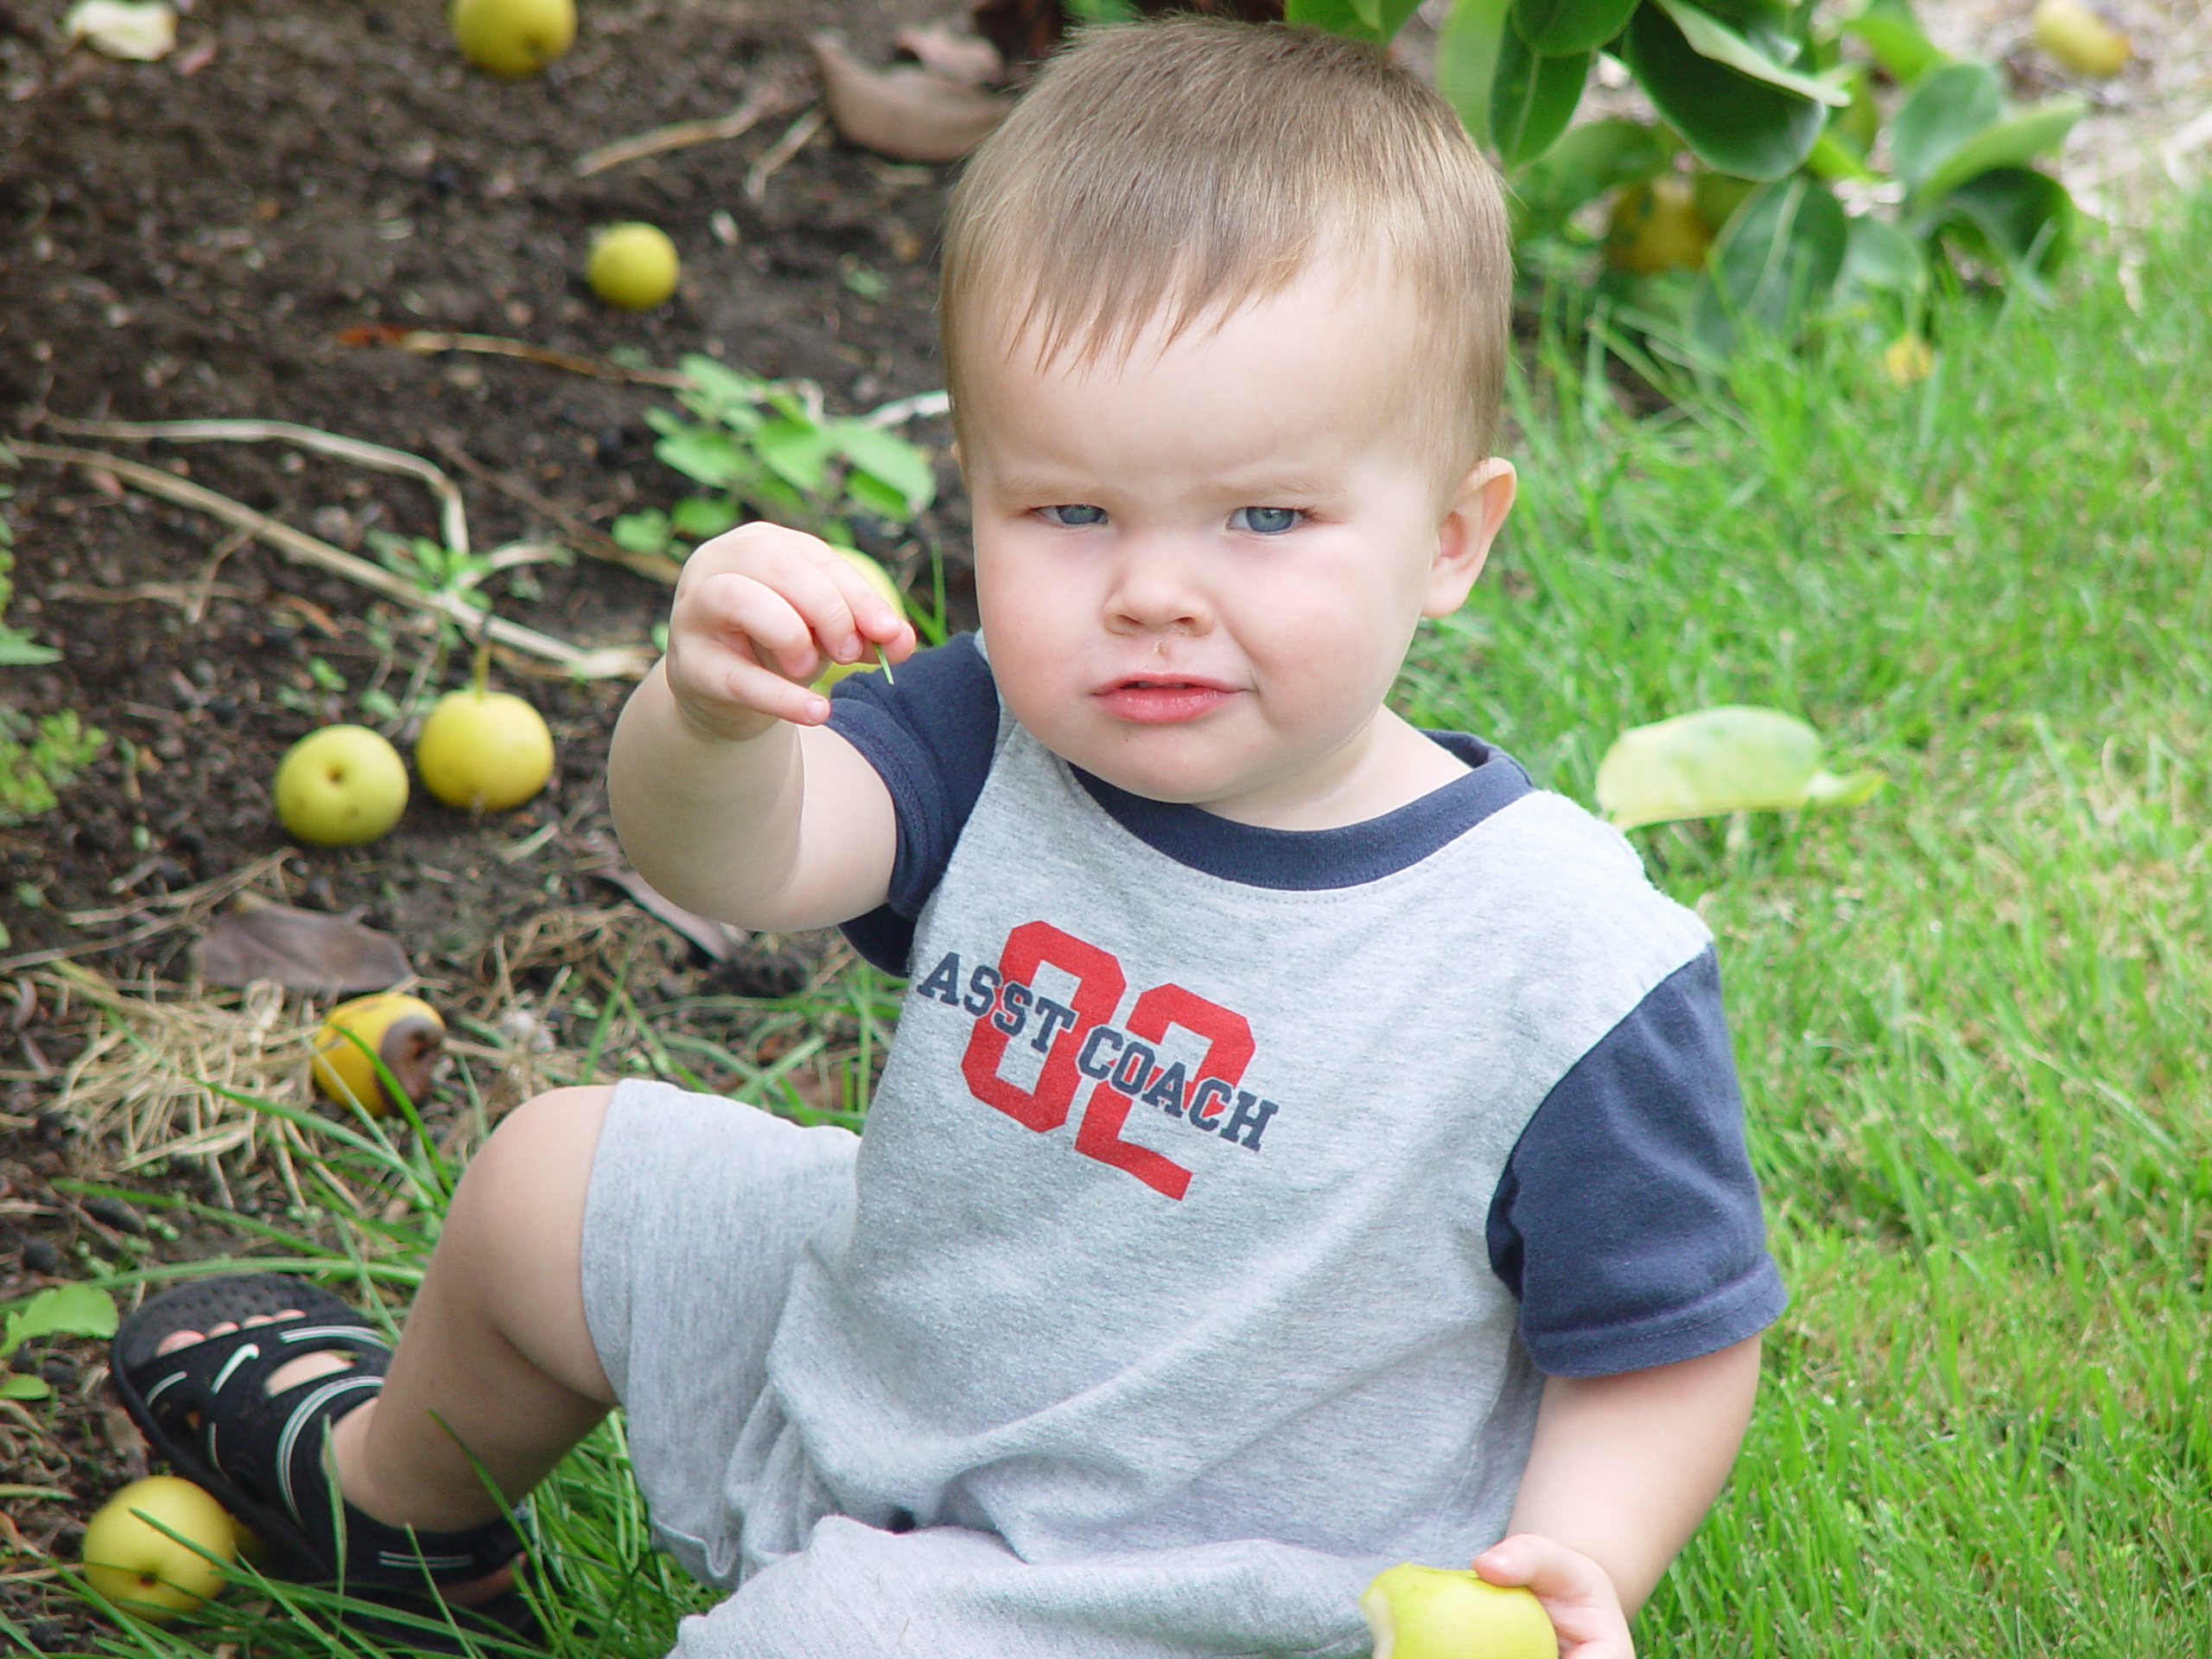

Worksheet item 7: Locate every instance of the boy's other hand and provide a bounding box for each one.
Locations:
[664,524,917,741]
[1471,1534,1634,1659]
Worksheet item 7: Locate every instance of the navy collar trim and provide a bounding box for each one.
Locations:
[1071,734,1532,891]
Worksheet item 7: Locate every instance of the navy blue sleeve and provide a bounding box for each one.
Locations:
[1486,948,1786,1376]
[825,634,999,975]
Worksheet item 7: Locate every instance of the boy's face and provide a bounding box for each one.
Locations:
[959,261,1516,826]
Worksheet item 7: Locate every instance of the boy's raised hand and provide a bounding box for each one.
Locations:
[663,523,916,741]
[1471,1535,1635,1659]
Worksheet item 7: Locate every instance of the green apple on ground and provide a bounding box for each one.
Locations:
[414,687,555,810]
[448,0,574,77]
[272,724,409,846]
[587,223,680,311]
[80,1475,238,1623]
[1605,176,1714,275]
[1358,1562,1554,1659]
[812,548,907,690]
[311,991,447,1116]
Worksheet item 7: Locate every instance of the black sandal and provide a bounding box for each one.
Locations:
[111,1273,543,1642]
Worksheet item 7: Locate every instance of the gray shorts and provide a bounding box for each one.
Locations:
[581,1077,859,1590]
[578,1079,1376,1659]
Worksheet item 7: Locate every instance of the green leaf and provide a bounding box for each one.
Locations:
[1840,213,1926,293]
[1649,0,1847,104]
[845,469,914,523]
[1511,0,1641,57]
[1805,130,1879,181]
[0,628,59,666]
[1623,2,1827,179]
[831,423,938,518]
[0,1375,49,1401]
[670,496,741,538]
[1841,0,1948,84]
[647,412,748,488]
[1,1283,118,1350]
[1688,174,1847,355]
[753,421,836,496]
[1491,29,1589,168]
[610,510,673,555]
[1888,60,2003,189]
[1510,117,1672,240]
[1914,99,2086,203]
[1286,0,1423,42]
[1916,166,2073,299]
[1436,0,1515,145]
[1595,704,1878,828]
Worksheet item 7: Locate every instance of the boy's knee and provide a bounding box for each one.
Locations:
[448,1084,613,1248]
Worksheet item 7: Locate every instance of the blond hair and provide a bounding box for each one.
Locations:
[939,16,1513,467]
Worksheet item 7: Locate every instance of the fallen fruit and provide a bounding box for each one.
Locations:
[587,222,680,311]
[80,1475,238,1623]
[1883,333,1935,385]
[1605,175,1713,275]
[448,0,574,78]
[1358,1563,1554,1659]
[415,687,555,811]
[311,991,446,1116]
[272,725,410,847]
[2031,0,2130,76]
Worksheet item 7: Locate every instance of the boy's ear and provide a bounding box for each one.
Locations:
[1422,457,1517,617]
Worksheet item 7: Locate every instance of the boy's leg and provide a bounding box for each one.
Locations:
[147,1086,617,1570]
[328,1084,618,1529]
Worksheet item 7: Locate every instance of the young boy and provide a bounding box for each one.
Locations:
[112,20,1782,1657]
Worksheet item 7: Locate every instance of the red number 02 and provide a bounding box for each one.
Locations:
[959,921,1124,1132]
[1075,983,1254,1201]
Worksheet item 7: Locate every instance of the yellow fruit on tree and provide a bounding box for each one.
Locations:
[1358,1563,1554,1659]
[80,1475,238,1623]
[272,725,409,847]
[312,991,446,1116]
[448,0,575,78]
[1605,176,1714,275]
[415,688,555,811]
[587,223,680,311]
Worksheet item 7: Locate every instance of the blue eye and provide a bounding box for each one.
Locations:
[1231,506,1302,534]
[1040,504,1107,528]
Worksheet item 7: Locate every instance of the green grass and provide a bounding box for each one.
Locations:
[33,197,2212,1657]
[1395,194,2212,1654]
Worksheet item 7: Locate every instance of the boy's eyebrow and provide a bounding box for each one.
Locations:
[988,465,1348,503]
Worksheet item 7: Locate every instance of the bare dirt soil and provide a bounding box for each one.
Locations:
[0,0,964,1635]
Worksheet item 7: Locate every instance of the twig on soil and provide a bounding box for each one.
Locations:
[429,434,683,586]
[37,415,474,556]
[747,106,829,203]
[5,441,654,680]
[337,323,697,391]
[574,79,800,177]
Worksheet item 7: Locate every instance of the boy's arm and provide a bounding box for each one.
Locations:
[1474,1333,1763,1656]
[607,524,914,931]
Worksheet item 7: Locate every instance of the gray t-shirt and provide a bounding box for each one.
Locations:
[685,638,1783,1651]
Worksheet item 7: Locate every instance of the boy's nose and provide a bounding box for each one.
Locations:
[1103,537,1213,637]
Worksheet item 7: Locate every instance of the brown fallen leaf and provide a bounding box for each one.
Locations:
[194,894,414,993]
[894,23,1005,87]
[810,33,1008,164]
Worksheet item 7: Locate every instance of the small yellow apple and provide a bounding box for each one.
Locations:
[2031,0,2130,77]
[1605,176,1714,275]
[1358,1562,1554,1659]
[448,0,575,78]
[80,1475,238,1623]
[587,223,680,311]
[273,725,409,847]
[311,991,447,1116]
[1882,334,1936,385]
[414,688,555,811]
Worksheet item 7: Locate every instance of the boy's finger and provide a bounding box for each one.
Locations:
[694,573,836,683]
[710,655,834,728]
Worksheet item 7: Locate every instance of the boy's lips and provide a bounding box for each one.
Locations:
[1094,675,1238,724]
